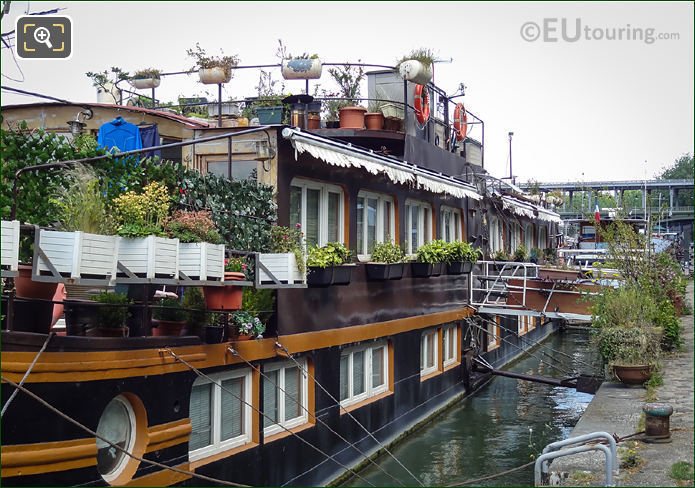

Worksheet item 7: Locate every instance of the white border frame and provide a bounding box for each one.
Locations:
[339,341,389,408]
[442,324,458,367]
[99,395,137,484]
[420,330,439,376]
[262,359,309,437]
[290,178,345,247]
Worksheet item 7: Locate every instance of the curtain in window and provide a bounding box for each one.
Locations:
[263,370,279,429]
[290,186,302,230]
[357,197,365,254]
[371,347,384,388]
[220,378,243,441]
[339,355,349,401]
[383,201,392,242]
[284,367,302,421]
[189,383,212,450]
[327,192,340,243]
[352,350,365,395]
[410,205,419,252]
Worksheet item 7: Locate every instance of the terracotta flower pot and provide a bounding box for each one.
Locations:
[339,106,367,129]
[12,265,59,334]
[203,272,244,310]
[151,319,185,337]
[364,112,384,130]
[614,364,654,385]
[15,265,58,299]
[307,114,320,129]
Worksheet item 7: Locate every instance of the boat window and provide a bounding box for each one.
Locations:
[356,191,395,258]
[442,323,459,367]
[539,226,548,249]
[405,199,432,255]
[339,341,389,408]
[188,368,252,461]
[510,222,521,254]
[290,178,344,248]
[96,395,137,484]
[488,317,501,350]
[420,329,438,376]
[440,206,463,243]
[262,360,309,437]
[525,223,534,250]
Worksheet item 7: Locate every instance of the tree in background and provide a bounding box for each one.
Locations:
[654,153,693,207]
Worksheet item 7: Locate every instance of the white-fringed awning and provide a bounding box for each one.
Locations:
[502,196,562,223]
[282,128,482,201]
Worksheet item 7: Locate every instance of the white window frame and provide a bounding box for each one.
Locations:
[405,199,433,255]
[189,368,253,462]
[510,222,521,254]
[525,223,534,250]
[262,359,309,437]
[440,206,463,243]
[442,324,458,367]
[488,318,500,349]
[539,226,548,249]
[356,190,395,260]
[340,341,389,408]
[489,216,503,253]
[290,178,345,247]
[420,330,439,376]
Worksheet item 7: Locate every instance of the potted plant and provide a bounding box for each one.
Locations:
[230,310,266,341]
[85,292,131,337]
[306,242,355,287]
[35,164,119,282]
[365,240,406,281]
[328,63,366,129]
[248,69,287,124]
[205,313,226,344]
[86,67,129,104]
[412,240,448,277]
[445,241,483,275]
[365,101,385,130]
[165,210,224,282]
[114,181,179,280]
[280,52,322,80]
[258,225,306,285]
[395,48,435,85]
[130,68,162,90]
[181,287,208,339]
[151,297,187,337]
[596,325,662,385]
[202,256,246,310]
[187,43,239,84]
[512,245,529,263]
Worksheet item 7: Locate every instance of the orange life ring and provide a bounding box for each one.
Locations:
[453,103,468,141]
[413,84,430,124]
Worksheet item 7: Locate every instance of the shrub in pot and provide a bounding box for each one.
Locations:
[151,297,187,336]
[187,43,239,84]
[86,292,131,337]
[230,310,266,341]
[306,242,355,287]
[513,245,529,263]
[413,240,448,277]
[445,241,483,274]
[366,240,405,280]
[181,287,208,339]
[595,325,662,384]
[258,225,306,285]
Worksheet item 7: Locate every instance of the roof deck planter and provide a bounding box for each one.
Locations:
[366,262,405,281]
[307,266,334,287]
[1,220,20,277]
[198,67,231,85]
[34,229,119,282]
[178,242,225,281]
[306,242,355,287]
[332,264,357,285]
[256,106,284,124]
[396,49,436,85]
[339,106,367,129]
[258,252,305,285]
[447,261,473,275]
[281,57,322,80]
[117,235,179,280]
[131,69,162,90]
[445,241,482,275]
[187,43,238,85]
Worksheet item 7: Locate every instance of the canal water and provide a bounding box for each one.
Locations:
[344,329,604,487]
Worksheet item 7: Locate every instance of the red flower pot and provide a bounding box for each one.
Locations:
[339,106,367,129]
[203,272,244,310]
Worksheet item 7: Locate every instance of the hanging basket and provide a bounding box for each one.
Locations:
[198,67,231,84]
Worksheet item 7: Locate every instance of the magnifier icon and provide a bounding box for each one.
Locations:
[33,27,53,49]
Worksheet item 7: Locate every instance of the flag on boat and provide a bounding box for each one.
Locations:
[594,196,600,222]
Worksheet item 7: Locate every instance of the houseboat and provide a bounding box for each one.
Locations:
[1,59,584,487]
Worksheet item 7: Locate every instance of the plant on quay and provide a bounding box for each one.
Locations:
[369,240,405,264]
[307,242,353,268]
[112,181,171,237]
[165,209,221,243]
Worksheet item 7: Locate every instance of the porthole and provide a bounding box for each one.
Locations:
[96,395,137,484]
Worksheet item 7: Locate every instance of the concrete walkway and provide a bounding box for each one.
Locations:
[549,280,694,486]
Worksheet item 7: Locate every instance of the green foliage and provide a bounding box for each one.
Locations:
[370,240,405,264]
[416,239,449,264]
[653,299,682,349]
[231,311,266,338]
[112,181,171,237]
[327,62,365,106]
[225,255,250,277]
[182,287,208,328]
[132,68,161,79]
[669,461,694,481]
[91,292,131,328]
[242,288,275,326]
[644,371,664,388]
[50,164,114,234]
[530,247,542,261]
[395,47,436,69]
[445,241,483,263]
[619,443,645,470]
[270,225,305,274]
[594,325,661,366]
[513,245,529,262]
[492,250,510,261]
[589,285,657,330]
[152,297,187,322]
[85,66,129,89]
[307,242,353,268]
[186,43,239,76]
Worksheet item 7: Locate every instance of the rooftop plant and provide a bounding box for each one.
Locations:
[395,48,436,70]
[85,66,129,90]
[186,43,239,77]
[112,181,171,238]
[327,62,365,107]
[132,68,162,79]
[275,39,318,60]
[370,239,405,264]
[165,209,221,243]
[270,224,305,274]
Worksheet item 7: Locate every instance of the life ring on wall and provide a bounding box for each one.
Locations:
[413,84,430,124]
[453,103,468,141]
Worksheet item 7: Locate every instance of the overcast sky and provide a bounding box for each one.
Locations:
[1,1,693,183]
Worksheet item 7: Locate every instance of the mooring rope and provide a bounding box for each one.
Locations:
[1,332,53,418]
[165,349,377,487]
[0,376,248,487]
[227,346,408,487]
[275,341,425,487]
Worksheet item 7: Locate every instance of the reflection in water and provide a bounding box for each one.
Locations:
[343,330,602,487]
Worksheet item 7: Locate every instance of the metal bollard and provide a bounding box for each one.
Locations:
[643,403,674,443]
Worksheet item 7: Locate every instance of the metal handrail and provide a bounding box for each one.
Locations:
[541,432,618,475]
[470,261,539,308]
[534,444,613,486]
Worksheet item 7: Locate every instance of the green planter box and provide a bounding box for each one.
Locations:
[256,106,284,124]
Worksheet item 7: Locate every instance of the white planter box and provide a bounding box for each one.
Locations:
[259,253,305,284]
[1,220,20,274]
[117,236,179,279]
[36,230,119,280]
[179,242,225,281]
[281,58,322,80]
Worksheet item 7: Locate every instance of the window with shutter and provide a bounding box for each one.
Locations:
[262,360,309,437]
[339,341,389,408]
